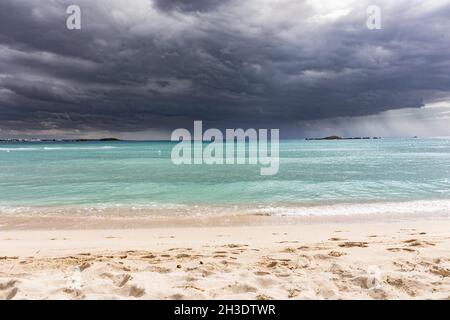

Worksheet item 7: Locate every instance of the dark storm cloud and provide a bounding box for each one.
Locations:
[153,0,228,12]
[0,0,450,136]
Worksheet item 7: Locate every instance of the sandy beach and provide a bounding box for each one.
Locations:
[2,0,450,305]
[1,215,450,300]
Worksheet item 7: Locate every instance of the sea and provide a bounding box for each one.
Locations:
[1,138,450,217]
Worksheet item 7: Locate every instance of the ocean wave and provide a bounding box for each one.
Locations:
[0,146,117,152]
[2,199,450,218]
[0,147,40,152]
[43,146,117,150]
[257,199,450,216]
[0,206,35,214]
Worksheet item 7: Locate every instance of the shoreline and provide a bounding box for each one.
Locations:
[1,210,450,230]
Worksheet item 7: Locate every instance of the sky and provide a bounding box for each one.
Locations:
[0,0,450,139]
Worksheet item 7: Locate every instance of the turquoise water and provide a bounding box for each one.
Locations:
[1,139,450,216]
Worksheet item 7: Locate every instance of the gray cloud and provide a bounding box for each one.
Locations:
[153,0,229,12]
[0,0,450,137]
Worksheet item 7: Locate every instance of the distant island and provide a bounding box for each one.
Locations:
[306,136,381,140]
[0,138,121,143]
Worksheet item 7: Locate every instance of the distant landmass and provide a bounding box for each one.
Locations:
[0,138,121,143]
[306,136,381,140]
[1,136,387,142]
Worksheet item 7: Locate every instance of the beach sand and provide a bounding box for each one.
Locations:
[1,215,450,300]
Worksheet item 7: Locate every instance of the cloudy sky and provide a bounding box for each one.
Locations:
[0,0,450,139]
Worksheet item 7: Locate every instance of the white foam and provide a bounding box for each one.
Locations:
[0,147,40,152]
[0,206,33,214]
[258,199,450,216]
[2,199,450,218]
[0,146,117,152]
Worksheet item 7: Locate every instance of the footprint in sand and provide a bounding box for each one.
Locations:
[0,256,19,260]
[101,272,133,287]
[168,247,192,251]
[198,268,215,277]
[116,274,133,287]
[256,276,277,288]
[128,285,145,298]
[429,265,450,277]
[338,242,369,248]
[277,240,299,244]
[329,263,354,278]
[267,253,292,262]
[213,251,228,259]
[225,282,258,294]
[409,232,427,236]
[146,266,172,274]
[386,276,424,297]
[329,237,347,241]
[387,248,416,253]
[313,253,334,260]
[74,262,91,272]
[223,244,248,248]
[287,288,301,298]
[170,293,184,300]
[328,251,347,257]
[101,273,145,298]
[403,239,435,247]
[0,280,18,300]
